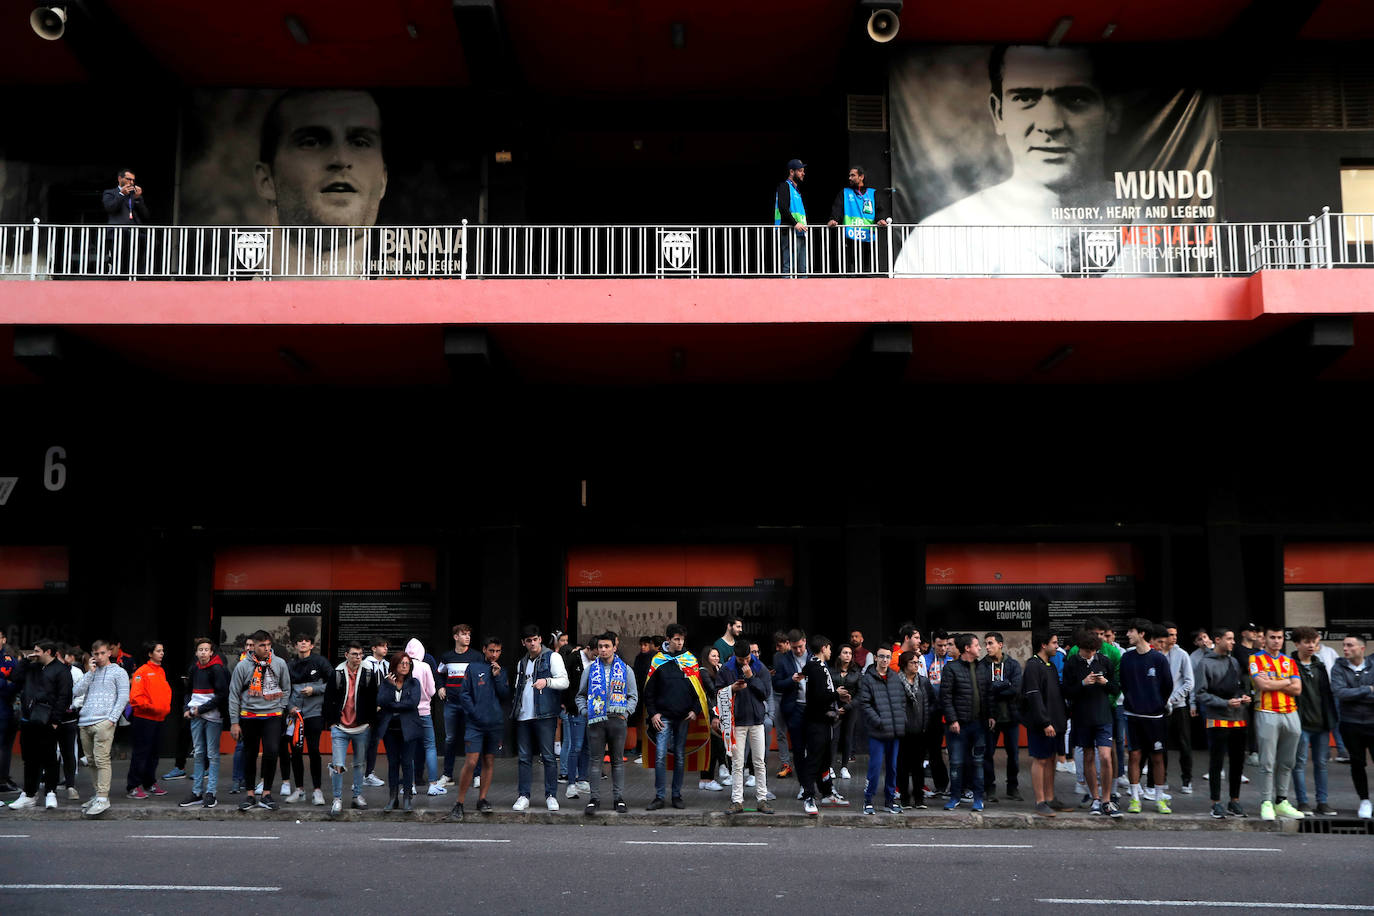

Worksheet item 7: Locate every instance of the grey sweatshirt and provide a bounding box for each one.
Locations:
[228,654,292,723]
[73,663,130,726]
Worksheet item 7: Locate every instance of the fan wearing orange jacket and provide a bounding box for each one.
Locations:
[126,641,172,798]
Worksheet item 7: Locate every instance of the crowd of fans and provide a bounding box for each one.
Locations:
[0,616,1370,823]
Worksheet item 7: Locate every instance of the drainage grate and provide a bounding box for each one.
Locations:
[1296,817,1374,835]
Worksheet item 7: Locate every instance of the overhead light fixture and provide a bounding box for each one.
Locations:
[30,5,66,40]
[284,14,310,45]
[1101,22,1116,39]
[1047,16,1072,47]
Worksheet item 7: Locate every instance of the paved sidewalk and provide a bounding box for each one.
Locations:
[2,746,1368,832]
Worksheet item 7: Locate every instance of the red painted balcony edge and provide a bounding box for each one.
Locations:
[1,272,1365,326]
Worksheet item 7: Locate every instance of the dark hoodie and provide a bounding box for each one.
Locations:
[643,644,704,721]
[186,655,231,722]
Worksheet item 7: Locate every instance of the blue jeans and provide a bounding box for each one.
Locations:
[779,228,808,277]
[231,740,244,785]
[516,717,557,800]
[563,713,588,783]
[1293,728,1330,805]
[865,735,899,805]
[412,714,437,785]
[442,702,479,779]
[330,725,368,800]
[946,721,987,801]
[654,716,691,800]
[189,716,222,797]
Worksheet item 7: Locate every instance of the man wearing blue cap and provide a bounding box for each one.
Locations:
[774,159,808,277]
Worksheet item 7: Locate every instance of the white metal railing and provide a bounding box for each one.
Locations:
[0,209,1365,281]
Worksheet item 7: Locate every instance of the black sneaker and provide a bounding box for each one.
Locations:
[449,803,464,821]
[476,798,493,814]
[1227,801,1247,818]
[585,801,598,816]
[1105,801,1123,819]
[1314,802,1338,816]
[671,797,685,809]
[179,793,204,807]
[238,795,257,811]
[257,792,278,810]
[646,798,665,811]
[1211,803,1227,819]
[1006,790,1023,801]
[203,794,217,809]
[614,799,627,813]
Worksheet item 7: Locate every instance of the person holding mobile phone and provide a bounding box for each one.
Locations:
[1064,630,1120,817]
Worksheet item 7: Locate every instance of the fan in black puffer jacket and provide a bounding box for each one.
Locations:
[940,652,992,728]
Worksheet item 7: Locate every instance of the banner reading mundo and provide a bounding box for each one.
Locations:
[890,45,1221,276]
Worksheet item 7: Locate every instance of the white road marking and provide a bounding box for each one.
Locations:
[0,834,31,838]
[0,885,278,893]
[1114,845,1281,853]
[127,835,277,840]
[1037,900,1374,911]
[623,840,768,846]
[873,843,1033,849]
[373,837,511,844]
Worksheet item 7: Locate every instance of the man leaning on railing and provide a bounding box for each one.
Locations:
[774,158,809,278]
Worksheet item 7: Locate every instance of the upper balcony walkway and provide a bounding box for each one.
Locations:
[4,210,1374,327]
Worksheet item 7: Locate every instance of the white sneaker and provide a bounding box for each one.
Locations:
[280,781,292,797]
[720,773,732,786]
[699,779,724,792]
[330,798,342,815]
[512,795,530,811]
[565,782,580,799]
[12,792,36,809]
[1115,776,1130,790]
[576,780,591,795]
[1056,760,1076,773]
[796,786,806,800]
[472,775,481,788]
[44,792,57,809]
[554,742,561,756]
[427,783,447,796]
[745,774,756,788]
[839,767,851,780]
[1242,774,1250,784]
[803,798,818,815]
[718,764,730,781]
[255,781,264,794]
[435,775,452,788]
[85,797,110,817]
[1180,782,1193,795]
[312,789,325,806]
[79,756,90,767]
[546,795,559,811]
[364,773,385,787]
[1359,799,1372,820]
[1075,781,1088,796]
[285,788,304,803]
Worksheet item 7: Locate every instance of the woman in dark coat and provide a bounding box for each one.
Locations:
[376,651,422,811]
[829,644,864,778]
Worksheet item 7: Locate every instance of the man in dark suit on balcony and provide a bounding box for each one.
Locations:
[103,168,150,225]
[102,168,151,273]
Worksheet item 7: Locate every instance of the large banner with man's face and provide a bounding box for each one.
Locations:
[890,45,1221,275]
[180,89,480,226]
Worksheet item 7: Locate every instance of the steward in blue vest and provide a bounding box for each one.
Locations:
[828,166,890,242]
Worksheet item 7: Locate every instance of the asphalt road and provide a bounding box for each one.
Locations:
[0,821,1369,914]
